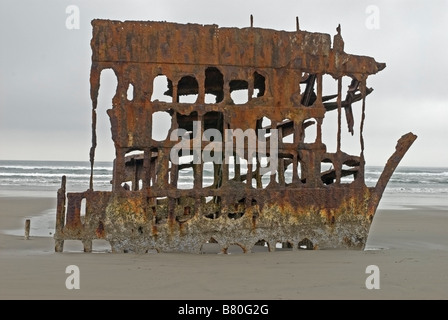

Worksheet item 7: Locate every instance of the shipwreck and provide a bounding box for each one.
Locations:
[54,18,416,253]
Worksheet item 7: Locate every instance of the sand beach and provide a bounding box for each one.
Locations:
[1,194,447,300]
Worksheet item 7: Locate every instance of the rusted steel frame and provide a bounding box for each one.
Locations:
[54,19,416,253]
[90,20,385,76]
[367,132,418,216]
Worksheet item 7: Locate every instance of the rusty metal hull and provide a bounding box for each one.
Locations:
[55,186,375,253]
[54,19,416,253]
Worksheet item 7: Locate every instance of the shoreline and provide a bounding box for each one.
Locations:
[1,195,448,300]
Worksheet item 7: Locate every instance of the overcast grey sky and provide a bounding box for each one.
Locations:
[0,0,447,167]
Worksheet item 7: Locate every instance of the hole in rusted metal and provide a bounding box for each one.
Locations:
[228,212,244,219]
[321,159,336,185]
[178,75,198,103]
[152,111,172,141]
[123,150,144,190]
[281,118,294,144]
[227,244,245,254]
[341,162,358,184]
[252,240,270,253]
[80,198,86,224]
[275,241,293,251]
[205,67,224,103]
[202,162,214,188]
[298,238,314,250]
[303,118,317,144]
[126,83,134,101]
[151,75,173,102]
[230,80,249,104]
[96,68,117,161]
[253,71,265,98]
[178,156,194,190]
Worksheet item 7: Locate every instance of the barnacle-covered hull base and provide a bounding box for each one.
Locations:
[99,187,375,253]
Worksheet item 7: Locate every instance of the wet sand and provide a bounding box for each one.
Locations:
[1,196,447,300]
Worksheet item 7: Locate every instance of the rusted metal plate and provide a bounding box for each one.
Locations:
[54,18,416,253]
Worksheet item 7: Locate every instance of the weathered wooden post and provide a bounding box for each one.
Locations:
[24,219,30,240]
[54,175,66,252]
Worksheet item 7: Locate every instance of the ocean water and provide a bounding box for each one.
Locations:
[0,160,447,208]
[0,160,447,241]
